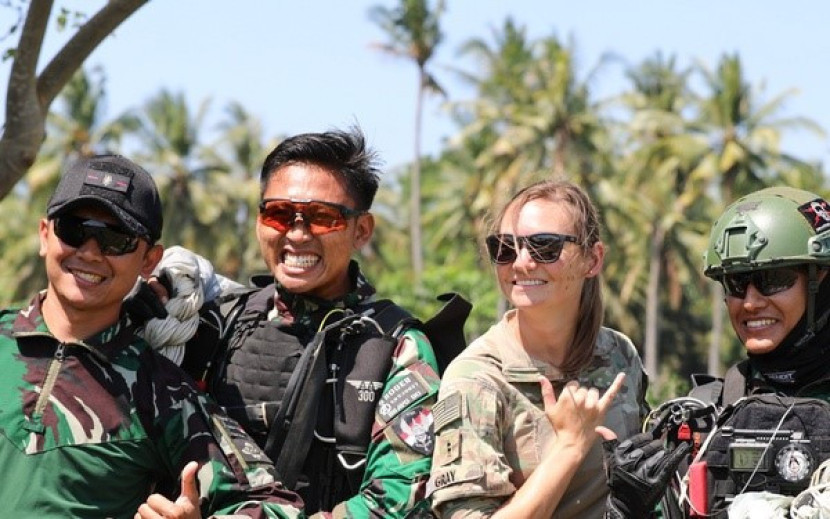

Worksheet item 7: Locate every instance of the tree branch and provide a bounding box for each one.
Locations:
[37,0,150,107]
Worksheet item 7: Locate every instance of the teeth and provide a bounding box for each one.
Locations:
[74,270,104,284]
[283,253,319,268]
[515,279,545,286]
[746,319,776,329]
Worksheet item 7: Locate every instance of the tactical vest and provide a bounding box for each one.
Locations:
[695,394,830,517]
[202,286,412,513]
[670,365,830,518]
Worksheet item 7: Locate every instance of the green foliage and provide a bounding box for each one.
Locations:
[1,20,827,391]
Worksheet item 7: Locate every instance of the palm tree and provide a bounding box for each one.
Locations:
[201,102,276,280]
[612,53,714,384]
[369,0,445,287]
[450,23,613,316]
[125,89,219,254]
[695,53,825,375]
[454,23,611,207]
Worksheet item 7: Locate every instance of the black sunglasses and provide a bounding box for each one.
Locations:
[720,267,801,299]
[53,215,141,256]
[485,233,579,264]
[258,198,364,235]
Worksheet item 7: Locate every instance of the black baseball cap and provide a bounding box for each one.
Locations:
[47,154,163,243]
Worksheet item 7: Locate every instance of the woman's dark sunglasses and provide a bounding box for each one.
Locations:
[485,233,578,264]
[53,215,141,256]
[720,267,801,299]
[258,198,364,235]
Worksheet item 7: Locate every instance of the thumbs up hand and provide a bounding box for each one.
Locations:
[135,461,201,519]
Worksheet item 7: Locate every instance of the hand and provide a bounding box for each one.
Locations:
[541,373,626,456]
[147,274,172,305]
[123,278,168,324]
[603,432,691,519]
[135,461,201,519]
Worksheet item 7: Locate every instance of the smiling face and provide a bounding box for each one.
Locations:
[726,270,808,355]
[255,163,373,300]
[495,198,603,317]
[39,204,161,324]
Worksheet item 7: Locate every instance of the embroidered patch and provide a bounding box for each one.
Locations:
[392,406,434,455]
[211,413,269,465]
[432,391,462,432]
[346,379,385,403]
[377,373,429,422]
[798,198,830,233]
[426,463,484,496]
[84,170,130,193]
[434,429,461,466]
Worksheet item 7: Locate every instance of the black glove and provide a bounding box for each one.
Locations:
[122,279,168,325]
[603,432,691,519]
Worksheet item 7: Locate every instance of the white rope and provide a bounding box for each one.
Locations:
[140,247,206,365]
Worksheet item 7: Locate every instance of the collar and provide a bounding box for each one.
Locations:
[271,260,377,330]
[11,292,140,362]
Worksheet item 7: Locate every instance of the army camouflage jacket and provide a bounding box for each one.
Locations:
[428,311,649,518]
[0,293,303,518]
[208,261,440,519]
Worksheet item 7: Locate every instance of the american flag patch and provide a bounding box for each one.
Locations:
[432,391,462,432]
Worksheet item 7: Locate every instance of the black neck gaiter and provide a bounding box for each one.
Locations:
[748,274,830,390]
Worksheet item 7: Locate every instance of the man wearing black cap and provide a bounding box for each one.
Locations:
[0,154,303,517]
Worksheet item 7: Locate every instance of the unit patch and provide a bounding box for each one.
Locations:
[392,406,434,455]
[434,429,461,466]
[377,373,429,422]
[211,412,269,466]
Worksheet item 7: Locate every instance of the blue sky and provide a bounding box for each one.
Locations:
[2,1,829,175]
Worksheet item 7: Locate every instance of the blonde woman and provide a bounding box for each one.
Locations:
[429,179,649,518]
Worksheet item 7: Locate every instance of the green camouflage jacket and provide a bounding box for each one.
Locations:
[428,311,649,518]
[210,261,439,519]
[0,292,303,518]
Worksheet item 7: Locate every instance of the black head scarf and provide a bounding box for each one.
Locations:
[748,271,830,389]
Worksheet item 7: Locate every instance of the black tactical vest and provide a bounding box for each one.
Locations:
[698,393,830,517]
[206,285,407,513]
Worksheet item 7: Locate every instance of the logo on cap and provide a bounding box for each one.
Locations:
[798,198,830,234]
[84,171,130,193]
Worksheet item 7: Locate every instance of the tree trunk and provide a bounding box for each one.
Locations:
[0,0,149,201]
[644,224,665,387]
[410,67,425,286]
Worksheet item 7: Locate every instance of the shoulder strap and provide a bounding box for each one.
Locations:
[266,312,361,488]
[721,360,751,407]
[367,292,471,375]
[365,299,415,336]
[179,286,260,388]
[688,373,724,406]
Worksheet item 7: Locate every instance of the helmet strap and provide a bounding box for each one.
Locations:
[807,263,820,334]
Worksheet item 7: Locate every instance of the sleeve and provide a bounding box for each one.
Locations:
[428,360,514,518]
[616,334,651,431]
[331,327,440,519]
[151,364,305,518]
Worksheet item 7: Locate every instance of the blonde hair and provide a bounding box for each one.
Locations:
[489,178,603,375]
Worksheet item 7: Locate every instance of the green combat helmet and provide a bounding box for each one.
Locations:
[703,186,830,331]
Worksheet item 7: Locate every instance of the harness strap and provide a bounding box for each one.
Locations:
[722,360,750,407]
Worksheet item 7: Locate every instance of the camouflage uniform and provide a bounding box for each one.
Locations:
[209,261,439,519]
[0,293,304,518]
[428,311,649,518]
